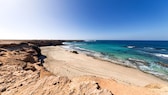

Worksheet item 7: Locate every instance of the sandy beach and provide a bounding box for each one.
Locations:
[41,46,168,86]
[1,41,168,95]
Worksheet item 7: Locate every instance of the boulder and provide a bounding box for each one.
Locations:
[71,51,78,54]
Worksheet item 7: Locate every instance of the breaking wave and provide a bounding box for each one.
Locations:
[154,53,168,59]
[62,41,168,81]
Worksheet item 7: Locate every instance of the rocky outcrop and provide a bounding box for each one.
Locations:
[0,40,64,47]
[0,41,51,95]
[0,41,113,95]
[1,40,167,95]
[27,40,63,46]
[3,75,112,95]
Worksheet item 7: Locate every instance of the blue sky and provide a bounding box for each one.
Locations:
[0,0,168,40]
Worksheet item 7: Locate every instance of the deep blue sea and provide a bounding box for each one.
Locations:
[63,40,168,80]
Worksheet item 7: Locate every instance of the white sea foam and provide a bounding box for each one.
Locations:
[74,47,89,51]
[62,43,168,81]
[154,53,168,58]
[127,46,135,49]
[62,45,70,48]
[62,42,71,45]
[139,65,151,71]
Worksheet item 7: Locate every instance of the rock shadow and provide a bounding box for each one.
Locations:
[38,55,47,66]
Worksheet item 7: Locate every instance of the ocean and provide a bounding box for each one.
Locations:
[63,40,168,81]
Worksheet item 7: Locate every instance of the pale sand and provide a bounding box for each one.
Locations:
[41,46,168,86]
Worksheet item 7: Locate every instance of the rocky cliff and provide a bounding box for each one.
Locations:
[0,41,113,95]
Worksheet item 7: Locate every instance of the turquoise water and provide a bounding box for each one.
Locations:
[63,40,168,80]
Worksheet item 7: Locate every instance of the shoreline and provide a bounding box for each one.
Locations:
[1,40,168,95]
[62,44,168,82]
[41,46,168,86]
[81,52,168,82]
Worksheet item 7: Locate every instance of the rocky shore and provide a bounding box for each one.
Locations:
[0,40,168,95]
[0,40,112,95]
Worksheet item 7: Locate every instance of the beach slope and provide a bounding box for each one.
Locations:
[41,46,168,95]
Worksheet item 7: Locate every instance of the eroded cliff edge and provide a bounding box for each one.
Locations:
[0,40,113,95]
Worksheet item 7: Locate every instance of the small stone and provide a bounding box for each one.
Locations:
[52,82,57,85]
[19,84,23,87]
[0,62,2,66]
[96,83,101,89]
[1,87,6,92]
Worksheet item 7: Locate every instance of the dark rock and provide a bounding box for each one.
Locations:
[38,55,47,65]
[1,87,6,92]
[0,53,5,56]
[22,55,36,63]
[96,83,101,89]
[28,40,63,46]
[31,45,41,57]
[0,62,2,66]
[19,84,23,87]
[52,82,58,85]
[156,62,168,68]
[71,51,78,54]
[127,58,149,66]
[0,49,7,52]
[0,49,6,56]
[0,43,29,51]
